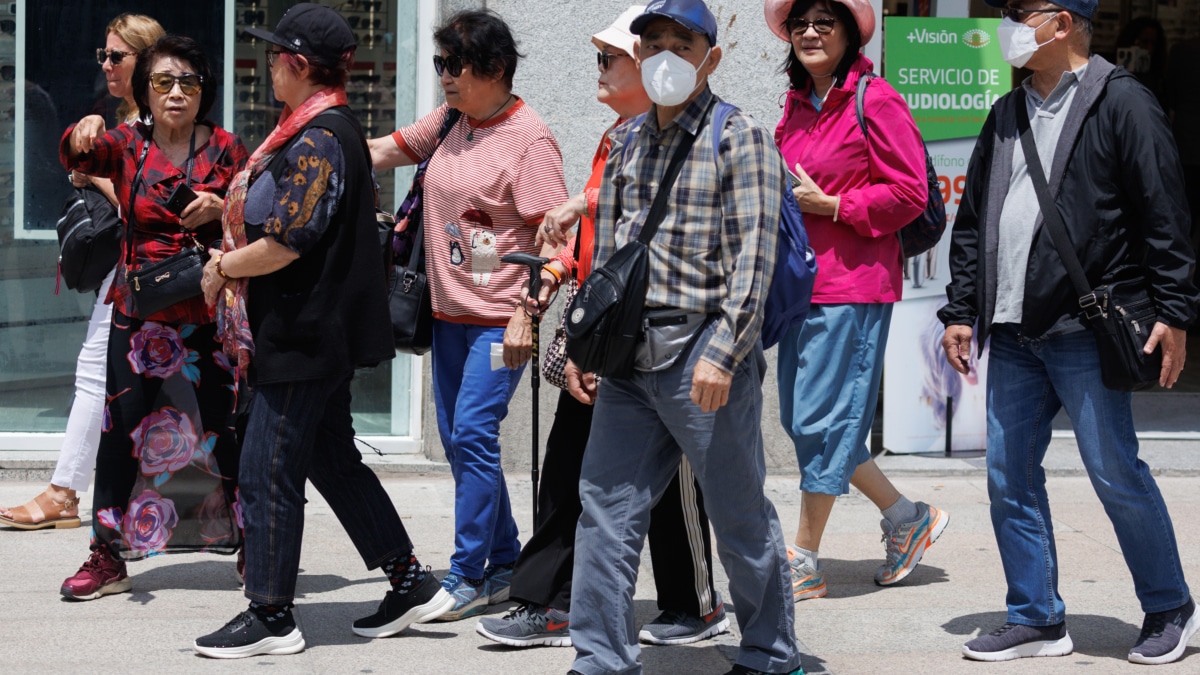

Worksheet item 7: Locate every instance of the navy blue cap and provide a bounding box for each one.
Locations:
[984,0,1097,20]
[630,0,718,46]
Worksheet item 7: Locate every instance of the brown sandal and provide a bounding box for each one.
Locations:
[0,491,81,530]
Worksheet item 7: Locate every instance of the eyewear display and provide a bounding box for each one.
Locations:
[237,75,260,86]
[787,18,838,35]
[241,10,265,26]
[238,90,261,103]
[597,51,628,71]
[999,8,1062,20]
[433,54,464,78]
[347,0,383,11]
[0,65,12,82]
[0,19,12,35]
[348,16,381,29]
[150,72,203,96]
[96,48,137,66]
[350,73,382,84]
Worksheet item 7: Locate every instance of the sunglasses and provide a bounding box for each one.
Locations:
[0,64,11,82]
[433,54,464,78]
[0,19,12,35]
[96,48,137,66]
[265,48,291,67]
[237,75,260,86]
[238,89,261,103]
[348,0,382,11]
[999,8,1061,20]
[787,18,838,35]
[597,51,629,71]
[150,72,203,96]
[241,10,265,26]
[348,16,381,29]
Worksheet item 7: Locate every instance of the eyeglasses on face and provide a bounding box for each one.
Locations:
[150,72,203,96]
[597,51,628,71]
[266,48,291,67]
[787,17,838,35]
[433,54,464,78]
[96,48,137,66]
[1000,8,1061,21]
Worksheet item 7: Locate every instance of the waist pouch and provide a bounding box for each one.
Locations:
[634,309,711,372]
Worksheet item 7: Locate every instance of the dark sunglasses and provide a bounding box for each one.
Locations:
[787,18,838,35]
[349,0,382,11]
[96,48,136,66]
[237,75,260,86]
[0,65,12,82]
[597,51,628,71]
[238,89,261,103]
[999,8,1061,20]
[0,19,12,35]
[433,54,464,78]
[348,16,382,29]
[150,72,203,96]
[241,10,265,25]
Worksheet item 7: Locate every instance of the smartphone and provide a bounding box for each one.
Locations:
[165,182,199,216]
[787,168,803,188]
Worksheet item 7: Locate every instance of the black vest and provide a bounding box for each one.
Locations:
[246,106,393,384]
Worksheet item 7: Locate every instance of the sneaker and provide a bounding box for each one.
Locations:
[476,603,572,647]
[433,572,488,622]
[484,563,514,604]
[1128,597,1198,665]
[639,599,731,645]
[962,622,1073,661]
[193,608,305,659]
[874,502,949,586]
[787,547,827,601]
[723,666,804,674]
[61,546,132,601]
[352,573,454,638]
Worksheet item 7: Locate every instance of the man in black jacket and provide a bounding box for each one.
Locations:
[939,0,1198,665]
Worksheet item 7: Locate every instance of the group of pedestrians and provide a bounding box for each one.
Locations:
[0,0,1195,672]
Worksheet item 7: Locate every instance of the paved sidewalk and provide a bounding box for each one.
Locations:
[2,463,1197,674]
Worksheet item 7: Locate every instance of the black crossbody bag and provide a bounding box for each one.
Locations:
[1016,93,1161,391]
[565,114,701,379]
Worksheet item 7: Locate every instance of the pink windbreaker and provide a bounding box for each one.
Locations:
[775,55,927,304]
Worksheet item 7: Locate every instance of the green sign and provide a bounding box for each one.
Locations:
[884,17,1010,142]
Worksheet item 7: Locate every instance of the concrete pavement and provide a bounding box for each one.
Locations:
[1,443,1198,673]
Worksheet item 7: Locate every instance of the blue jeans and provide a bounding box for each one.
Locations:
[986,324,1189,625]
[778,303,892,495]
[431,319,523,578]
[570,323,801,675]
[241,374,413,604]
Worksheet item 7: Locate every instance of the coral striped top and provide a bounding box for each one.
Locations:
[392,99,569,325]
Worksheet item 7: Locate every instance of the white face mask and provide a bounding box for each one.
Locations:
[996,15,1057,69]
[640,48,711,107]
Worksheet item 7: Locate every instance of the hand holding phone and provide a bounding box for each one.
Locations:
[165,182,199,217]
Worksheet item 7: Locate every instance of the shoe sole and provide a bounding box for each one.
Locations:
[962,633,1073,661]
[0,515,81,530]
[1128,613,1199,665]
[475,621,572,647]
[353,588,455,638]
[793,583,828,602]
[435,594,489,622]
[876,508,950,587]
[638,617,731,645]
[193,628,306,659]
[60,576,132,601]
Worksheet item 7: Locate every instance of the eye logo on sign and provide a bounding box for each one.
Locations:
[962,29,990,48]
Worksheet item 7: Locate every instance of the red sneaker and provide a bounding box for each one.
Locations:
[61,546,131,600]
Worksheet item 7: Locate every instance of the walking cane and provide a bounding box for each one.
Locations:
[501,252,550,528]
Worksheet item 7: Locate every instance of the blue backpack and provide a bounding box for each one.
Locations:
[710,103,817,349]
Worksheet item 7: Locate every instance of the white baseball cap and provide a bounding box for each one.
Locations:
[591,5,647,57]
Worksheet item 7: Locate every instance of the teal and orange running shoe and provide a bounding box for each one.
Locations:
[786,546,827,601]
[874,502,949,586]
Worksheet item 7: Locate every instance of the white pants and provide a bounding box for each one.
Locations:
[50,269,113,492]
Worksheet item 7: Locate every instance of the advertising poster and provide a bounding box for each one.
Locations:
[881,17,1008,454]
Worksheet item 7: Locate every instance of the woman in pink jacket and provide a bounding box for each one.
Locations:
[766,0,949,602]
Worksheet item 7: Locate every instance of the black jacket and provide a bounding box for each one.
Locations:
[939,56,1197,343]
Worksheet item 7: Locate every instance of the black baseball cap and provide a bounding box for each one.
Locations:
[243,3,356,67]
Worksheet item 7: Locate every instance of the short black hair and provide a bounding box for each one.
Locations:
[132,35,217,123]
[778,0,863,92]
[434,9,524,88]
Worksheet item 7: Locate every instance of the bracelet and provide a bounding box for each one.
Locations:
[542,263,563,283]
[215,253,230,280]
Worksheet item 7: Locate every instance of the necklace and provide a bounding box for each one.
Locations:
[467,94,514,141]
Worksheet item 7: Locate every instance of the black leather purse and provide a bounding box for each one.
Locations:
[56,185,122,293]
[125,130,208,318]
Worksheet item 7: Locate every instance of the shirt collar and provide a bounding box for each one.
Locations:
[644,86,715,136]
[1022,62,1089,110]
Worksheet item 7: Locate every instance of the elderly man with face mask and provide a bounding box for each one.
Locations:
[548,2,803,674]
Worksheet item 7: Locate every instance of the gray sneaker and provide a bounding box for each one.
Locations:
[475,604,571,648]
[962,622,1072,661]
[1128,597,1198,665]
[638,599,730,645]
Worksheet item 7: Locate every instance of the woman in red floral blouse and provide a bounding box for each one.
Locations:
[58,35,248,601]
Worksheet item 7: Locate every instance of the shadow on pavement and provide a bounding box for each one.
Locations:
[295,600,459,648]
[818,558,949,599]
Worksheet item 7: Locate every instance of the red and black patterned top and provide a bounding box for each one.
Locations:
[60,121,248,325]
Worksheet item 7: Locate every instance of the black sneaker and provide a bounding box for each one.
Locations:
[638,599,730,645]
[193,608,305,659]
[353,573,454,638]
[1129,597,1198,664]
[962,622,1072,661]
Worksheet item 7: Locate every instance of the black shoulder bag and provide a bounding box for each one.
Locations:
[125,129,209,318]
[56,184,122,294]
[1016,92,1161,391]
[564,118,701,379]
[389,108,462,355]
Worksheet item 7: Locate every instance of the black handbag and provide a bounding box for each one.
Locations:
[564,116,700,379]
[387,108,461,355]
[1017,95,1162,391]
[56,185,122,293]
[125,130,208,318]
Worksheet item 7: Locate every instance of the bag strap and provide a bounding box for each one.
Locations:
[122,133,154,276]
[395,108,461,275]
[1015,90,1101,318]
[855,72,875,138]
[634,99,714,245]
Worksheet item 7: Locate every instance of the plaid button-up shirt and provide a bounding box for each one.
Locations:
[592,88,784,372]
